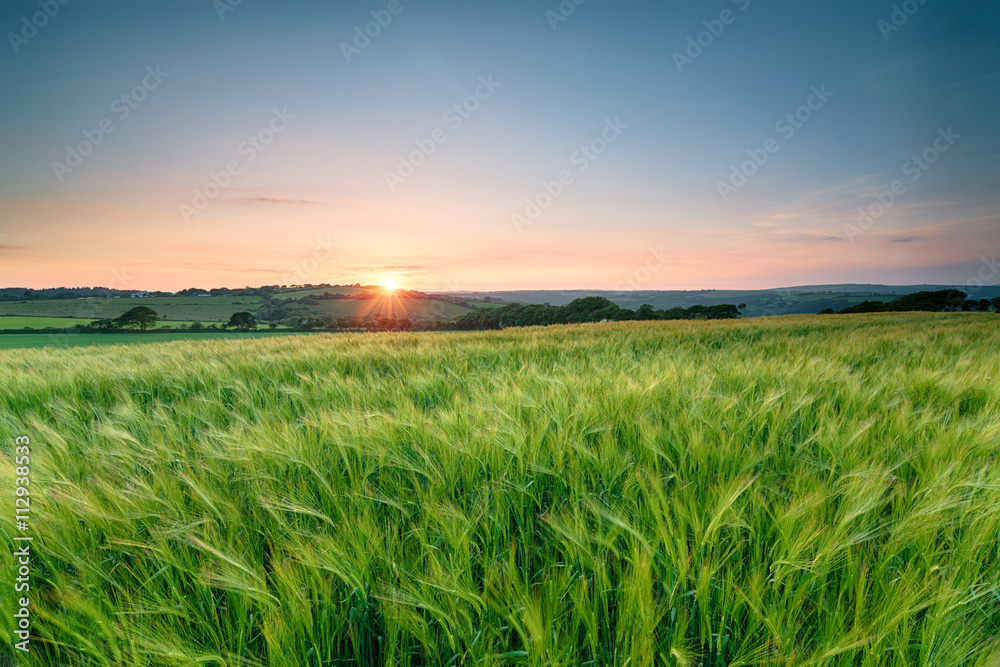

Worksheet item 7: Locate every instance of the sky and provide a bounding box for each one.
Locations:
[1,0,998,292]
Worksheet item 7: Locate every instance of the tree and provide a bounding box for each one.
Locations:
[115,306,159,330]
[817,308,835,315]
[226,312,257,331]
[90,318,120,332]
[686,305,706,319]
[190,321,205,331]
[992,297,1000,313]
[295,316,324,331]
[838,300,885,314]
[703,304,741,319]
[636,304,657,320]
[256,298,292,322]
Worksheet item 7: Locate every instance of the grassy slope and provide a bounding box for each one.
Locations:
[1,314,999,666]
[282,286,369,298]
[0,331,309,349]
[0,294,473,322]
[467,288,1000,316]
[0,296,265,321]
[0,316,112,329]
[0,316,225,330]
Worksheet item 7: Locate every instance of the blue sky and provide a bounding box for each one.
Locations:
[1,0,998,290]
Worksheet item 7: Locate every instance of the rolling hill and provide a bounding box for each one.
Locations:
[0,288,477,329]
[445,284,1000,317]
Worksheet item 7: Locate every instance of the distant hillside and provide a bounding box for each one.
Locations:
[0,284,483,328]
[441,285,1000,317]
[6,283,997,323]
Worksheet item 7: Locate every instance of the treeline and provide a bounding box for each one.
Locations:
[426,293,508,309]
[453,297,743,330]
[821,290,1000,314]
[0,287,170,301]
[285,314,472,332]
[287,315,418,332]
[296,289,428,302]
[55,308,448,335]
[0,284,384,301]
[174,283,382,297]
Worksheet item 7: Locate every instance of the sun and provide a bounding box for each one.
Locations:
[381,277,399,291]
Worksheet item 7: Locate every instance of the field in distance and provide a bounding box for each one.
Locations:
[0,330,306,349]
[0,287,476,325]
[0,315,226,330]
[454,283,1000,316]
[1,313,998,666]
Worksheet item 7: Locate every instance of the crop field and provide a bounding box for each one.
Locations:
[0,296,265,322]
[0,294,474,324]
[0,316,225,331]
[0,331,307,350]
[0,316,111,329]
[1,314,999,666]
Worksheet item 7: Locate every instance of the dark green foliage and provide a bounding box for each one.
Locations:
[292,316,326,331]
[452,297,743,330]
[226,311,258,331]
[838,290,968,314]
[114,306,159,330]
[838,299,889,314]
[90,317,121,332]
[973,299,993,312]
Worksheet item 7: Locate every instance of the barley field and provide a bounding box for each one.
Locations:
[1,314,999,666]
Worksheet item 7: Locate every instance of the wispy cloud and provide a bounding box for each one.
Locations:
[233,197,314,205]
[749,176,880,231]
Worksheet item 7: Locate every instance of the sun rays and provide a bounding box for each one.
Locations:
[353,282,412,320]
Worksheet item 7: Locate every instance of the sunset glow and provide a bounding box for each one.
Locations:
[0,2,997,292]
